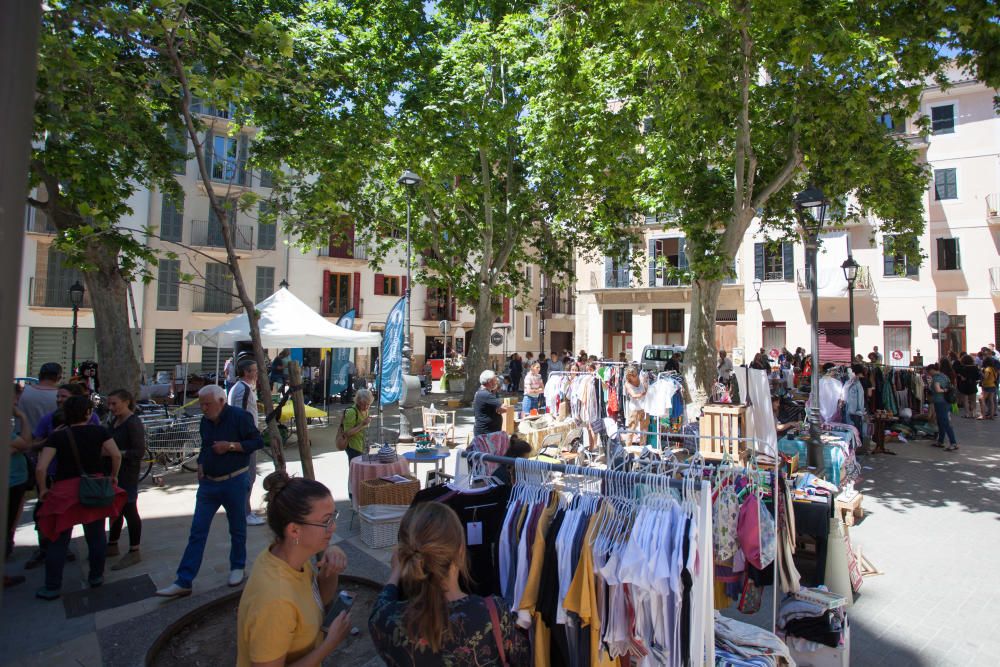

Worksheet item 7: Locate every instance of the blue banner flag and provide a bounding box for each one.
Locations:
[328,309,357,395]
[380,296,407,405]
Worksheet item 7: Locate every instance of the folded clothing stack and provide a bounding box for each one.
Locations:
[778,589,848,653]
[714,612,794,666]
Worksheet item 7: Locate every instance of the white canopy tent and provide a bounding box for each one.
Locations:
[181,288,381,406]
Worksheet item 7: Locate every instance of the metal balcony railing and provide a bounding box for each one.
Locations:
[28,276,93,308]
[192,288,237,314]
[320,296,363,318]
[796,265,872,293]
[25,207,57,234]
[190,219,254,251]
[318,242,368,260]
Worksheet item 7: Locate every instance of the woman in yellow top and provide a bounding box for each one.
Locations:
[237,472,351,667]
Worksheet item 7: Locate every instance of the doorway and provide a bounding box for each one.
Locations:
[715,310,738,354]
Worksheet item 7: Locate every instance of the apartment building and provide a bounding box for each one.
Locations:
[575,69,1000,365]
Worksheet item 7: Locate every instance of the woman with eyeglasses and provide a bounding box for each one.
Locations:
[237,471,351,667]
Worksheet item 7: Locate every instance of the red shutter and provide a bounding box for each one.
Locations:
[353,272,362,315]
[321,270,331,315]
[374,273,384,295]
[503,297,510,323]
[402,276,408,294]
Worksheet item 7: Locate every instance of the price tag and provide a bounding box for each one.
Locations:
[467,521,483,546]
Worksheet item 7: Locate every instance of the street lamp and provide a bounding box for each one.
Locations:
[794,184,829,477]
[68,280,86,374]
[397,170,421,376]
[841,254,859,362]
[752,277,762,302]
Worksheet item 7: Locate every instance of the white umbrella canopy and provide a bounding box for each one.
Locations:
[186,287,381,349]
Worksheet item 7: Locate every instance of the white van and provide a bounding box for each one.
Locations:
[639,345,686,372]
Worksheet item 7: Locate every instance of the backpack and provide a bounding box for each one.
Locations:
[336,406,358,451]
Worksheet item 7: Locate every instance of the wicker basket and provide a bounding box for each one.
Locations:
[358,476,420,508]
[358,504,408,549]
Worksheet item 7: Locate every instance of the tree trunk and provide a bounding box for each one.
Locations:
[81,239,142,397]
[683,277,723,418]
[461,288,497,404]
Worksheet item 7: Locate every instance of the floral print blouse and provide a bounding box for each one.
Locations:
[368,584,530,666]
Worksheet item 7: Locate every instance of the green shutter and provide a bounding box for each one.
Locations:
[782,242,794,282]
[754,243,764,281]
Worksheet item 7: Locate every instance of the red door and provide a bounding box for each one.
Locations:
[818,322,852,363]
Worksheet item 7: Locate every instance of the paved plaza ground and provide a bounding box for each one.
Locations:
[1,399,998,666]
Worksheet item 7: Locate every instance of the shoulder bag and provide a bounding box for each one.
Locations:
[336,407,357,451]
[66,427,115,508]
[484,596,509,667]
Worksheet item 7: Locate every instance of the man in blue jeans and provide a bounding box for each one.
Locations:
[156,384,263,597]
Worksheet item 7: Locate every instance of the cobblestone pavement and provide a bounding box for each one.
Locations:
[2,399,998,665]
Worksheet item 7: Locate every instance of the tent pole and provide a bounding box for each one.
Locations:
[182,336,191,410]
[215,338,221,386]
[377,339,383,445]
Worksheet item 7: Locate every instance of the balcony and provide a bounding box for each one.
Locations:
[604,267,631,289]
[796,265,872,294]
[190,219,254,251]
[193,288,237,314]
[28,276,92,309]
[318,242,368,260]
[990,268,1000,295]
[987,194,1000,224]
[320,297,363,319]
[25,207,56,234]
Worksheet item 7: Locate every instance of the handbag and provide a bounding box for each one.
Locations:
[737,492,776,570]
[484,596,509,667]
[336,407,356,451]
[737,576,763,614]
[66,427,115,508]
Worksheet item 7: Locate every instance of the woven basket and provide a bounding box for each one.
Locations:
[358,504,408,549]
[358,476,420,507]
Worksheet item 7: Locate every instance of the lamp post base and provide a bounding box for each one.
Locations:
[806,406,826,478]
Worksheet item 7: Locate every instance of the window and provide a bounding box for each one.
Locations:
[934,168,957,200]
[884,321,911,366]
[942,315,966,358]
[931,104,955,135]
[652,308,684,345]
[40,246,87,308]
[202,262,234,313]
[259,169,274,188]
[211,135,239,181]
[754,242,794,282]
[425,286,456,320]
[877,112,904,134]
[882,235,919,276]
[160,194,183,242]
[324,272,352,316]
[255,266,275,303]
[157,259,180,311]
[648,237,688,286]
[385,276,401,296]
[762,322,786,354]
[937,238,961,270]
[257,202,276,250]
[525,266,533,286]
[168,128,186,175]
[154,329,183,373]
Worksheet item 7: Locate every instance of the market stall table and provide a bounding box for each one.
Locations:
[348,455,410,509]
[402,449,450,479]
[516,416,574,455]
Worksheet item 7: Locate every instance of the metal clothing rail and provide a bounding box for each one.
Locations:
[462,449,691,489]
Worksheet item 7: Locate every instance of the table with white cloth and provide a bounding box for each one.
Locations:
[516,416,574,455]
[348,456,410,509]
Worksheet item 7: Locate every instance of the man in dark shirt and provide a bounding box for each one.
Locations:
[473,370,507,436]
[156,384,263,597]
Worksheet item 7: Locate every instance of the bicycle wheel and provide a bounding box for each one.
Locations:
[181,454,199,472]
[139,457,154,482]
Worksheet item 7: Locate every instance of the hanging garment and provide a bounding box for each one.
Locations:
[818,375,844,423]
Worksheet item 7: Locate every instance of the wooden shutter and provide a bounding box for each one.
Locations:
[353,272,361,315]
[374,273,384,295]
[883,245,895,276]
[321,270,330,315]
[204,129,214,176]
[237,135,249,185]
[754,243,764,281]
[678,237,688,270]
[936,238,944,270]
[402,276,408,294]
[503,297,510,323]
[954,239,961,269]
[647,238,656,286]
[782,242,794,282]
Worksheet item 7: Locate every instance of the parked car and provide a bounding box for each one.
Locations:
[639,345,686,372]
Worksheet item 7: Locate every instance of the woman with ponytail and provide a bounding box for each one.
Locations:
[236,471,351,667]
[369,503,528,665]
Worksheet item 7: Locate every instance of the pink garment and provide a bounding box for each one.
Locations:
[470,432,510,473]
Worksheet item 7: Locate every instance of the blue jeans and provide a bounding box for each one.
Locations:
[46,518,106,590]
[244,452,257,516]
[934,400,957,446]
[175,473,248,588]
[522,394,541,415]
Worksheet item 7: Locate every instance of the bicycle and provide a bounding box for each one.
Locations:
[138,408,201,482]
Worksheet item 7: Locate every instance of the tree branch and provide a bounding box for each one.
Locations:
[750,129,802,212]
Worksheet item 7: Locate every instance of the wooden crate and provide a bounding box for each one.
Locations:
[699,404,748,460]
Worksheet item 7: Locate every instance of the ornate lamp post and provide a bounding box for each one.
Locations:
[397,170,421,376]
[841,254,859,362]
[536,297,547,359]
[69,280,86,374]
[794,185,829,477]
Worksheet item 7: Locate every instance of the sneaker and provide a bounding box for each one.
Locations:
[111,550,142,571]
[246,514,266,526]
[155,583,193,598]
[3,575,25,589]
[227,569,245,587]
[35,587,60,601]
[106,542,120,557]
